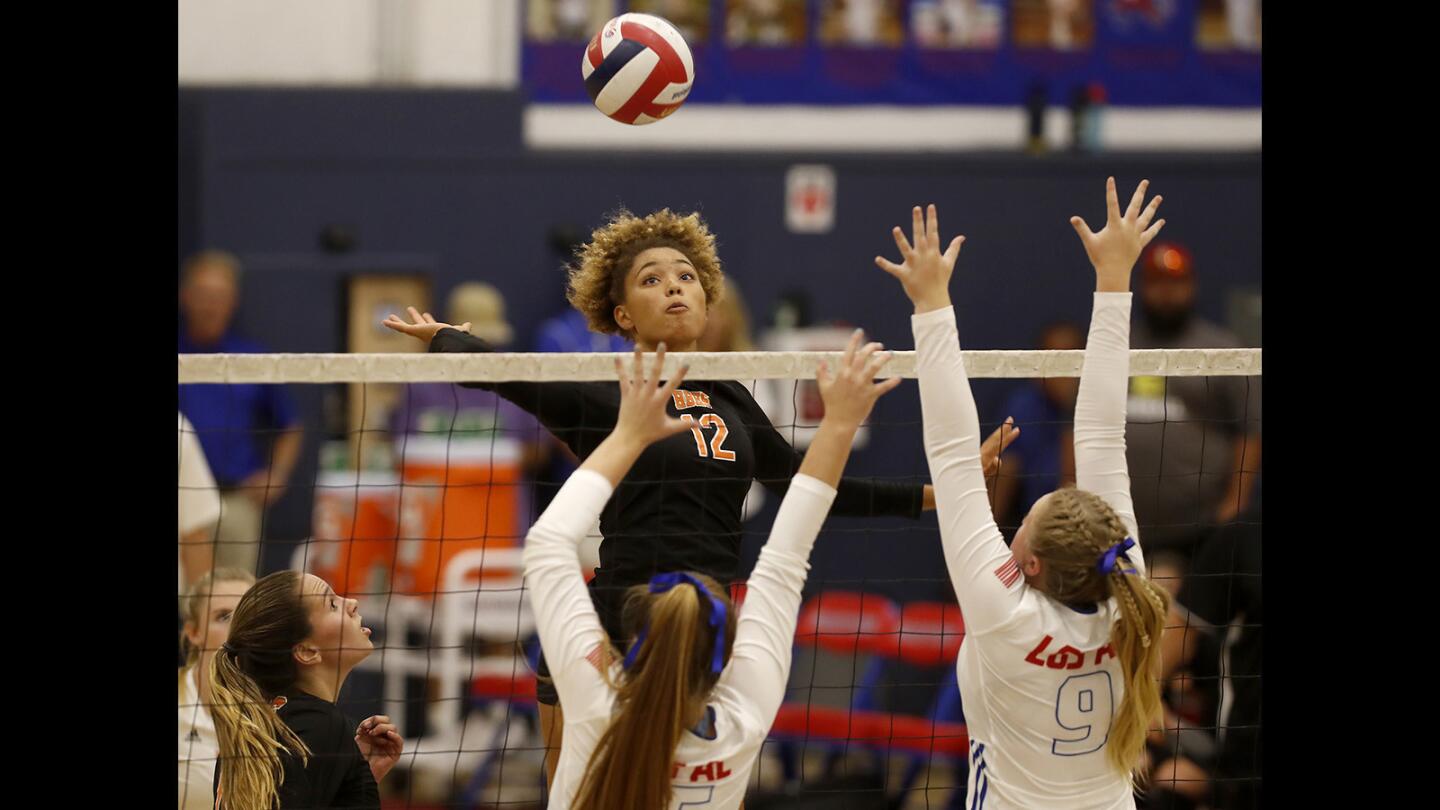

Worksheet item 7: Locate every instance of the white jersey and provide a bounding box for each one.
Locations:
[913,293,1144,810]
[178,665,218,810]
[523,469,836,810]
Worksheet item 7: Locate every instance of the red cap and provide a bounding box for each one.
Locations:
[1141,241,1193,280]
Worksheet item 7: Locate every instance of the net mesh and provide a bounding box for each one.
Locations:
[178,349,1261,809]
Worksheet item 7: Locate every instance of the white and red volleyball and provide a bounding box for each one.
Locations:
[581,13,694,126]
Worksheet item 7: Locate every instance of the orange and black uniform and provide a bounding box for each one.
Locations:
[215,692,378,809]
[430,328,924,703]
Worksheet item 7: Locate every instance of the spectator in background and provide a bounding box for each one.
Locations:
[819,0,904,46]
[1157,488,1262,810]
[1126,241,1261,576]
[178,567,257,810]
[991,321,1084,529]
[526,0,610,41]
[911,0,1003,49]
[180,411,222,591]
[389,282,550,505]
[1225,0,1261,50]
[631,0,711,42]
[726,0,807,46]
[1047,0,1084,49]
[697,277,757,352]
[179,251,304,577]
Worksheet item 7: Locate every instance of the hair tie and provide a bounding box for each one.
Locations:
[622,573,727,675]
[1096,537,1138,576]
[221,642,239,656]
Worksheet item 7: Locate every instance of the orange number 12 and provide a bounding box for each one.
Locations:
[680,413,736,462]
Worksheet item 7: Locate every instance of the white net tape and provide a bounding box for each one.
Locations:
[179,348,1260,384]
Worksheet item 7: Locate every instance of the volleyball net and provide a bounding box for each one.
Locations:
[178,348,1261,809]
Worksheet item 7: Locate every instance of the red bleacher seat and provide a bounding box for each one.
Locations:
[770,703,969,756]
[896,601,966,667]
[795,590,902,657]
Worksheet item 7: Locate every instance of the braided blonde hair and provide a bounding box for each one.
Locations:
[1029,488,1170,785]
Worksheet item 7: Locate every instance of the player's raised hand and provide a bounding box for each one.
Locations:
[381,306,472,346]
[981,416,1021,482]
[816,329,903,430]
[874,203,966,314]
[612,344,691,449]
[1069,177,1165,293]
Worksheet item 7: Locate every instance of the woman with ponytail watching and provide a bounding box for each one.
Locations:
[180,568,255,810]
[209,571,404,809]
[524,335,900,810]
[875,179,1170,808]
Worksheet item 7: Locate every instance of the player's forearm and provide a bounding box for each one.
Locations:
[913,306,986,479]
[725,474,837,717]
[1073,293,1139,540]
[270,428,303,484]
[1226,434,1262,505]
[796,419,861,489]
[577,431,648,489]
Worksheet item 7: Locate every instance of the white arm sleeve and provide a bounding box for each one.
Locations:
[1073,293,1145,575]
[718,473,836,725]
[521,469,614,710]
[913,307,1026,635]
[178,413,221,537]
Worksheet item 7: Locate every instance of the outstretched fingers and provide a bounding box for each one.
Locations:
[658,361,688,403]
[1137,194,1164,230]
[873,375,904,397]
[863,348,893,382]
[875,255,905,278]
[649,342,668,389]
[1105,176,1120,223]
[1141,218,1167,245]
[891,225,915,261]
[842,328,864,367]
[943,235,966,267]
[1125,179,1150,221]
[852,341,884,378]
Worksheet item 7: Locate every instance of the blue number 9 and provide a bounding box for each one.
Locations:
[1052,671,1114,756]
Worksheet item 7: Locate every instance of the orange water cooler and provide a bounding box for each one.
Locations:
[309,471,401,598]
[392,436,526,598]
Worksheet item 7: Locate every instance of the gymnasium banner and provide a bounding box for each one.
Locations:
[522,1,1260,107]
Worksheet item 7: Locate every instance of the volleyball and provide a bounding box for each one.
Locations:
[580,13,694,126]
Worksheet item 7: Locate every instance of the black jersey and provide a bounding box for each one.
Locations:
[215,692,378,810]
[430,327,923,632]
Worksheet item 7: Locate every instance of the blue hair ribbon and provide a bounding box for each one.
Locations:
[621,572,728,675]
[1096,537,1138,576]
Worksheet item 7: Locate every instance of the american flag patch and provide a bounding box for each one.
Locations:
[584,642,611,673]
[994,558,1022,588]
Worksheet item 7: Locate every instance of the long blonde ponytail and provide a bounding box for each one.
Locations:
[208,572,313,810]
[572,573,737,810]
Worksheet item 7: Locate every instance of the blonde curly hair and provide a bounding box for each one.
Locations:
[567,209,725,336]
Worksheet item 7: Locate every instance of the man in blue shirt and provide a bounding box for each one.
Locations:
[991,321,1085,530]
[178,251,303,576]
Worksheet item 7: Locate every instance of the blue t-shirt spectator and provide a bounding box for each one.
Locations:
[999,384,1070,521]
[178,329,299,487]
[534,310,631,354]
